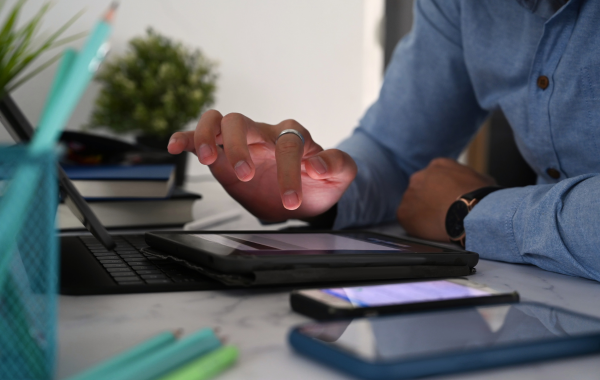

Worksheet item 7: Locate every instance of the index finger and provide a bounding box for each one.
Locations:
[274,124,307,210]
[194,110,223,165]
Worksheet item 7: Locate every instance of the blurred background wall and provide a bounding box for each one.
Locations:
[0,0,385,178]
[1,0,535,187]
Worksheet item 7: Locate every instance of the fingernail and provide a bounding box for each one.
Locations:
[168,136,178,147]
[234,160,252,180]
[282,190,299,210]
[308,156,327,175]
[198,144,213,161]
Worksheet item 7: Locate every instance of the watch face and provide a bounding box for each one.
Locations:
[445,200,470,239]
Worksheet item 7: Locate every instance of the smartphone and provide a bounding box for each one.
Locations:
[289,302,600,380]
[290,279,519,320]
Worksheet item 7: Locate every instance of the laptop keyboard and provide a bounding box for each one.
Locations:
[79,235,204,286]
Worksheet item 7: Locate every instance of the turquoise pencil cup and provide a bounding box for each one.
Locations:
[0,146,59,380]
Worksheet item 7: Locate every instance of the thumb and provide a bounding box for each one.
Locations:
[304,149,357,183]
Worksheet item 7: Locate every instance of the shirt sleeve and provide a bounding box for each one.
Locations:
[465,174,600,282]
[333,0,488,229]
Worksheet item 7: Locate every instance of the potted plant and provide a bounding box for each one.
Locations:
[88,28,218,185]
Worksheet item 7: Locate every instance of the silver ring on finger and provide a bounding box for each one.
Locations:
[276,129,305,146]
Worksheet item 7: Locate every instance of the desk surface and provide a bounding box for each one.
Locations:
[57,182,600,380]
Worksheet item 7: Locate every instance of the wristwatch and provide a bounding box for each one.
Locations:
[445,186,503,247]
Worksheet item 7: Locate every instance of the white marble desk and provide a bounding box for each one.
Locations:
[57,181,600,379]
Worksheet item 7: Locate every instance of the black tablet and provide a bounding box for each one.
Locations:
[144,231,478,274]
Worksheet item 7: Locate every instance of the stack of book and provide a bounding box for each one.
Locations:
[58,164,201,230]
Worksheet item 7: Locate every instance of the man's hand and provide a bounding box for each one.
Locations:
[396,158,496,242]
[167,110,357,222]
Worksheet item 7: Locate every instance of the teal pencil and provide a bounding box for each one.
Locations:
[31,3,116,153]
[0,4,116,287]
[106,328,221,380]
[39,48,77,122]
[66,330,181,380]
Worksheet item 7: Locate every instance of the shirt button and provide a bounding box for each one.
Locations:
[546,168,561,179]
[537,76,549,90]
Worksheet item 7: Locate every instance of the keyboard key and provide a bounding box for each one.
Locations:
[116,248,137,253]
[145,279,172,284]
[134,270,162,275]
[117,280,144,285]
[111,270,137,276]
[107,268,134,274]
[98,259,123,264]
[93,252,119,258]
[124,258,153,264]
[129,265,158,271]
[140,274,168,280]
[119,254,144,259]
[112,274,139,280]
[115,276,141,280]
[103,263,129,268]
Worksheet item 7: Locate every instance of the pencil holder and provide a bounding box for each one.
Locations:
[0,146,58,380]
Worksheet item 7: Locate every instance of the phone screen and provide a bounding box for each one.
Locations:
[297,303,600,361]
[321,280,494,308]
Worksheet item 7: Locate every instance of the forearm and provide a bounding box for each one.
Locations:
[332,0,487,229]
[333,130,408,229]
[465,174,600,281]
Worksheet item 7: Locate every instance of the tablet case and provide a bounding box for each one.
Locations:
[141,247,476,287]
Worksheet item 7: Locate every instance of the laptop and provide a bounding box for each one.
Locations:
[0,95,225,295]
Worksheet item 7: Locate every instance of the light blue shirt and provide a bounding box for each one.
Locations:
[334,0,600,281]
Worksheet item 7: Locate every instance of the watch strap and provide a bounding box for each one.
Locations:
[447,185,504,248]
[460,186,504,202]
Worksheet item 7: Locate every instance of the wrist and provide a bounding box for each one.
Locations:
[445,186,503,247]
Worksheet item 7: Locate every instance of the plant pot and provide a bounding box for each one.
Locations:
[136,135,188,187]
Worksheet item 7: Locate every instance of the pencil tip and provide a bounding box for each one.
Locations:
[103,2,119,23]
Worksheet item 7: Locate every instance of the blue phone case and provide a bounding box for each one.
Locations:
[288,303,600,380]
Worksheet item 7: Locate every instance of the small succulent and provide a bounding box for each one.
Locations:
[88,28,217,139]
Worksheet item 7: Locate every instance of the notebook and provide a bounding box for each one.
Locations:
[58,188,200,230]
[61,164,176,199]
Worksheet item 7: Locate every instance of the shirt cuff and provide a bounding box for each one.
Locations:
[463,187,534,264]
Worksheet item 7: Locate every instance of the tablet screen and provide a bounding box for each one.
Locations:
[188,233,446,254]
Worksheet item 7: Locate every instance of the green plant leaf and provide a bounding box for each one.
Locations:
[0,0,24,44]
[5,50,61,92]
[0,0,85,92]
